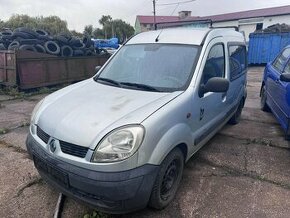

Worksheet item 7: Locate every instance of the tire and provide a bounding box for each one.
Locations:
[19,44,37,52]
[18,39,41,45]
[73,49,84,56]
[35,29,49,37]
[285,133,290,141]
[84,49,95,56]
[1,35,12,40]
[73,42,85,49]
[14,27,39,38]
[8,41,20,50]
[34,44,46,53]
[44,41,60,55]
[69,37,80,46]
[228,99,244,125]
[61,45,73,57]
[1,30,13,36]
[11,31,33,40]
[0,43,6,50]
[149,148,184,210]
[83,35,93,48]
[260,86,270,112]
[55,35,69,45]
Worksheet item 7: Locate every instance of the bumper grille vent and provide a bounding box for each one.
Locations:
[37,127,50,144]
[59,141,89,158]
[36,127,88,158]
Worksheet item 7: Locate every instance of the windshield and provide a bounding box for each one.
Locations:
[95,44,200,92]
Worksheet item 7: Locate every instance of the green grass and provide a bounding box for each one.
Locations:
[83,211,110,218]
[0,128,9,134]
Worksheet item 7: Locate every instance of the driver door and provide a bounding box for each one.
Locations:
[191,40,228,146]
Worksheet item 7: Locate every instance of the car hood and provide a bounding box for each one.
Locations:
[36,79,181,148]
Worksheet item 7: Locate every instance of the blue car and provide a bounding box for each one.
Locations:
[261,45,290,139]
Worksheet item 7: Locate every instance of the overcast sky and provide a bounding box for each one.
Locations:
[0,0,289,32]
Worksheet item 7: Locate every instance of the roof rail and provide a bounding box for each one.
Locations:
[210,26,239,31]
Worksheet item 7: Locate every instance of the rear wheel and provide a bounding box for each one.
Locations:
[149,148,184,210]
[260,86,270,112]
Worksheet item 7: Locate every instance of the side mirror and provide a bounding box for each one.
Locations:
[199,77,229,97]
[280,73,290,82]
[95,66,102,74]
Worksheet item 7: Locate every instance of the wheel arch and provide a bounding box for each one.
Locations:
[147,123,192,165]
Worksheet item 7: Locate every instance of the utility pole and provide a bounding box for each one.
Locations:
[153,0,157,30]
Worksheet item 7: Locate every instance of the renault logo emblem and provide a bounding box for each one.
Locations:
[49,139,57,153]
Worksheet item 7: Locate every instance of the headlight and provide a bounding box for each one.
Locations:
[91,125,145,163]
[31,99,45,124]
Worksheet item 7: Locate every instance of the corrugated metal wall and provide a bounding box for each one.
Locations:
[248,32,290,64]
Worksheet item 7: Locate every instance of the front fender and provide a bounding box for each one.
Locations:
[147,123,192,165]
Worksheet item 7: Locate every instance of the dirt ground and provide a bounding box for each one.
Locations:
[1,67,290,218]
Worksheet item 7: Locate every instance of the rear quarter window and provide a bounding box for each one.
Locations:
[228,44,247,81]
[273,48,290,73]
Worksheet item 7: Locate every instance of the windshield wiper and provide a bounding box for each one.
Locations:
[95,77,121,87]
[120,82,161,92]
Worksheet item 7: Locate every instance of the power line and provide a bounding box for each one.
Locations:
[157,0,195,6]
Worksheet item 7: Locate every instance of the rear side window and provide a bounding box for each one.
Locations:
[201,44,225,85]
[273,48,290,73]
[228,45,247,81]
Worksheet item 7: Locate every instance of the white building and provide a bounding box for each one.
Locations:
[135,5,290,42]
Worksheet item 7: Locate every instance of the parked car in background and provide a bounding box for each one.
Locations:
[26,27,247,214]
[261,45,290,140]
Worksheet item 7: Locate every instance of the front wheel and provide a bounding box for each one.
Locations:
[260,86,270,112]
[149,148,184,210]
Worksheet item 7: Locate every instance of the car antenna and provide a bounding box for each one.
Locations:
[155,28,163,42]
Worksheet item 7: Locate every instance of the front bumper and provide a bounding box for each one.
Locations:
[26,133,159,214]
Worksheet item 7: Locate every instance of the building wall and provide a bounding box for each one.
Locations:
[212,14,290,42]
[136,14,290,39]
[263,14,290,27]
[135,20,154,33]
[135,19,141,34]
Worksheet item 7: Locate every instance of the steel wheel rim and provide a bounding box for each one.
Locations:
[160,159,179,201]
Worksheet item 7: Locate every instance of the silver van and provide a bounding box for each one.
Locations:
[26,28,247,214]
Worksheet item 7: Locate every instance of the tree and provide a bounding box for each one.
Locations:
[99,15,113,39]
[0,14,70,35]
[84,25,93,37]
[111,19,134,43]
[70,30,83,38]
[93,28,104,39]
[99,15,112,27]
[95,15,134,41]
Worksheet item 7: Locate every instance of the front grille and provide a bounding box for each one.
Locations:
[37,127,50,144]
[59,141,88,158]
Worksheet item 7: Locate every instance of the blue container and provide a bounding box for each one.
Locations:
[93,38,119,49]
[248,32,290,64]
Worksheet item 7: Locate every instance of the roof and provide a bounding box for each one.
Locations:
[136,5,290,24]
[128,28,209,45]
[136,15,181,24]
[202,5,290,22]
[127,28,243,45]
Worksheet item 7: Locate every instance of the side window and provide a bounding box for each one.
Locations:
[201,44,225,85]
[273,48,290,73]
[229,45,247,80]
[284,61,290,74]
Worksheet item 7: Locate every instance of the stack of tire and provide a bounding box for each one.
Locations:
[0,27,98,57]
[254,23,290,34]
